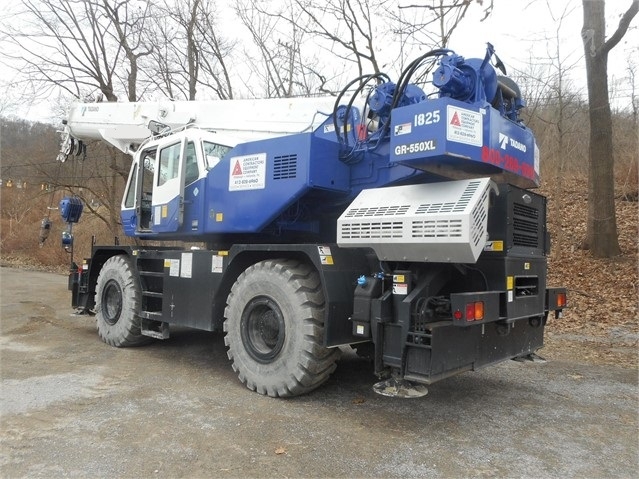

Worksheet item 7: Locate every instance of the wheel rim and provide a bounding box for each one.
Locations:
[240,296,285,363]
[102,279,123,325]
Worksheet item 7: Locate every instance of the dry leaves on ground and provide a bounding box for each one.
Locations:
[541,177,638,366]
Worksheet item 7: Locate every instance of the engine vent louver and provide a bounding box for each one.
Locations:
[340,221,404,239]
[338,178,496,263]
[411,219,464,238]
[513,202,540,248]
[344,205,410,218]
[273,154,297,180]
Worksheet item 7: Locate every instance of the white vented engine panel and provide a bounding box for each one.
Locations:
[337,178,496,263]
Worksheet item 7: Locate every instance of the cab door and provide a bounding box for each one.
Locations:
[121,146,157,236]
[152,136,186,233]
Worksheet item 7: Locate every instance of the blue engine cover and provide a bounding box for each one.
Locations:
[389,97,539,188]
[200,133,351,234]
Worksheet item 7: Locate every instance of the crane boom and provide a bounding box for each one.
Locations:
[57,96,340,160]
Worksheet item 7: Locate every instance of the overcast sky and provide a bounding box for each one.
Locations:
[457,0,637,103]
[0,0,637,123]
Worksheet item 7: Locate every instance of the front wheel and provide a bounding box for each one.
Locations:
[95,255,150,347]
[224,259,340,397]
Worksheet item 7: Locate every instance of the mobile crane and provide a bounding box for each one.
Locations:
[60,45,566,397]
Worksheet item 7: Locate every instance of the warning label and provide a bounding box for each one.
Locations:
[446,105,482,147]
[317,245,334,265]
[229,153,266,191]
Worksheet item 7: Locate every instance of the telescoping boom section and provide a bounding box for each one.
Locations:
[64,44,566,398]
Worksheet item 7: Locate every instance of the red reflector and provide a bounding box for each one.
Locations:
[465,303,475,320]
[453,309,463,320]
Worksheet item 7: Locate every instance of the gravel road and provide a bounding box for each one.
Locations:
[1,266,637,478]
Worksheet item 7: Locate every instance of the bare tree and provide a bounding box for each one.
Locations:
[100,0,154,102]
[144,0,197,100]
[234,0,325,97]
[521,2,585,255]
[195,2,236,99]
[581,0,638,257]
[0,0,154,234]
[292,0,388,78]
[146,0,235,100]
[1,0,151,102]
[287,0,493,89]
[625,59,638,198]
[396,0,494,49]
[542,2,584,175]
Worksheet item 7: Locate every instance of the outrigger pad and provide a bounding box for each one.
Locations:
[372,378,428,398]
[511,352,546,363]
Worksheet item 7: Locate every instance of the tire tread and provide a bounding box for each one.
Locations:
[224,258,340,397]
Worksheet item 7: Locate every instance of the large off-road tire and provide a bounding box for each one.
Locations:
[95,255,150,347]
[223,259,340,397]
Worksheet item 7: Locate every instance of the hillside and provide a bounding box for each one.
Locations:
[540,179,638,367]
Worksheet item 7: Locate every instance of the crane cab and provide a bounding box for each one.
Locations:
[121,128,231,237]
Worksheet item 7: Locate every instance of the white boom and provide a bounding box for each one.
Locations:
[57,96,340,161]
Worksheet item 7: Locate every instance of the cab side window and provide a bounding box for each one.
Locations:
[185,141,199,185]
[203,141,231,169]
[124,148,156,208]
[141,149,156,194]
[158,143,181,186]
[124,165,137,208]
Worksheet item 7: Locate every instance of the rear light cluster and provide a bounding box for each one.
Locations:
[556,292,567,308]
[454,301,485,321]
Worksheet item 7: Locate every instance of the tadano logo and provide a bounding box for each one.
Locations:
[499,133,509,149]
[498,132,527,153]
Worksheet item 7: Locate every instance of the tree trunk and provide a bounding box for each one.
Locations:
[581,0,621,257]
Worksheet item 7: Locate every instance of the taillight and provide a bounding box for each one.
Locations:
[461,301,485,321]
[451,292,498,326]
[465,303,475,320]
[557,292,567,308]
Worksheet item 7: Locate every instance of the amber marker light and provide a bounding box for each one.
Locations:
[557,292,567,308]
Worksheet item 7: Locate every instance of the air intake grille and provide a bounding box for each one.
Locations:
[340,221,404,239]
[514,203,538,220]
[412,219,463,238]
[513,202,540,248]
[344,205,410,218]
[415,180,481,214]
[273,154,297,180]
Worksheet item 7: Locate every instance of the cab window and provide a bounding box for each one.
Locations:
[124,164,137,208]
[203,141,231,169]
[185,141,199,185]
[158,142,181,186]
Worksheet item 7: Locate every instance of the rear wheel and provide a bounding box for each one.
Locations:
[224,259,340,397]
[95,255,150,347]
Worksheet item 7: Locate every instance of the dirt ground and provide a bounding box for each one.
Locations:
[1,267,637,478]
